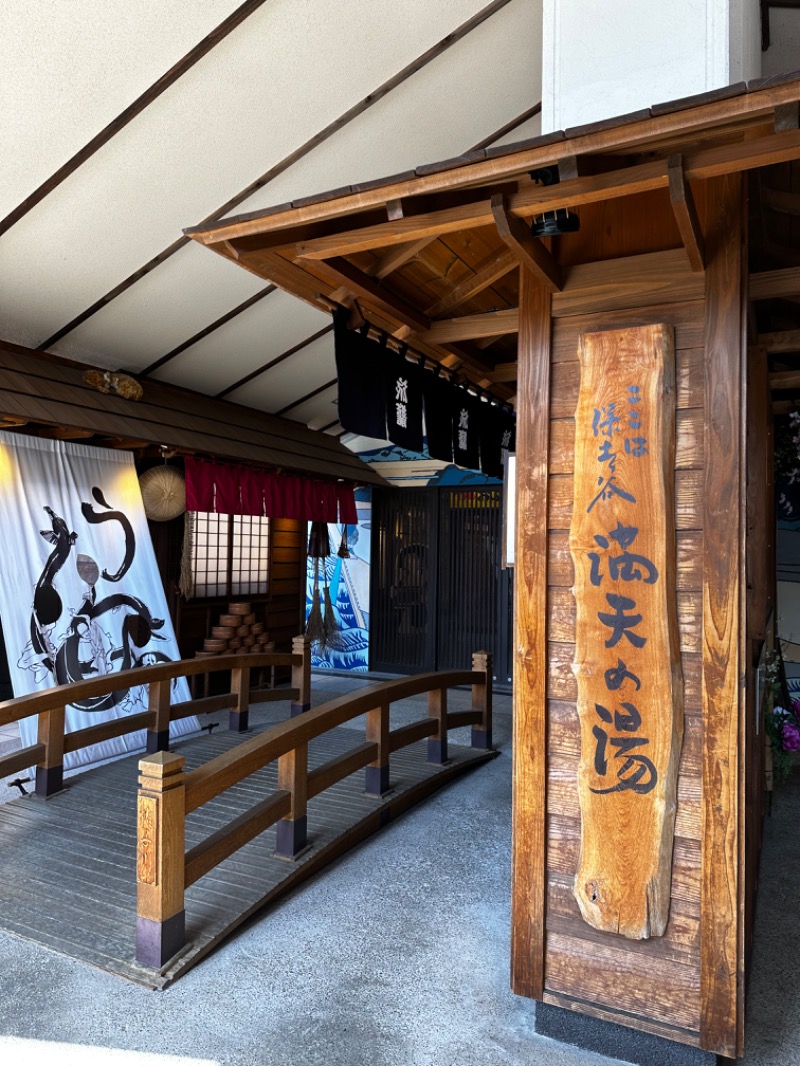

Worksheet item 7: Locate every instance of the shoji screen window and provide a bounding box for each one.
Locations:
[191,512,270,598]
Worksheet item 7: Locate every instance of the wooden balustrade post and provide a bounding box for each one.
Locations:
[136,751,186,968]
[146,678,172,754]
[230,665,250,733]
[275,742,308,857]
[471,651,493,750]
[291,635,311,717]
[35,704,66,797]
[427,687,448,764]
[365,701,390,796]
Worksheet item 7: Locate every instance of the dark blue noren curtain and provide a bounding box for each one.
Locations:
[422,369,454,462]
[452,388,481,470]
[333,309,386,439]
[385,348,423,452]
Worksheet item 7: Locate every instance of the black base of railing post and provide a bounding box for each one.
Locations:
[146,730,170,754]
[35,764,63,798]
[471,727,493,750]
[229,709,249,733]
[290,702,310,718]
[365,764,390,796]
[427,738,448,764]
[136,911,185,968]
[275,816,307,858]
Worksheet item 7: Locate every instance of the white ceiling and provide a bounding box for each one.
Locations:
[0,0,541,437]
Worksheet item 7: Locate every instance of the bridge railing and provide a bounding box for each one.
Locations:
[135,651,493,969]
[0,636,312,796]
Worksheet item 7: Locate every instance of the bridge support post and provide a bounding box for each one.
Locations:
[146,679,171,754]
[36,704,65,797]
[471,651,493,750]
[136,751,186,968]
[290,636,311,717]
[230,665,250,732]
[427,687,448,764]
[276,742,308,857]
[365,701,390,795]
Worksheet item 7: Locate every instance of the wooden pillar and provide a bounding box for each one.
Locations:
[35,704,65,797]
[471,650,493,750]
[427,687,448,764]
[291,635,311,716]
[275,742,308,857]
[146,678,171,754]
[230,665,250,733]
[699,172,745,1059]
[365,701,391,795]
[510,271,552,1000]
[136,751,186,968]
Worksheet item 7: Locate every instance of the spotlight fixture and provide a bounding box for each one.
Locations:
[529,164,580,237]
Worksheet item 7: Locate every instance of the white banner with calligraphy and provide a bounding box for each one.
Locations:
[0,433,197,772]
[569,325,684,939]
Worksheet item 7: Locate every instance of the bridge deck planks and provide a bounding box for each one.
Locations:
[0,723,495,988]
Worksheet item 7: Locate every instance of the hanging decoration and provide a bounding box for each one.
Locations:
[333,310,515,472]
[306,521,335,648]
[0,433,197,772]
[184,457,357,525]
[138,465,186,522]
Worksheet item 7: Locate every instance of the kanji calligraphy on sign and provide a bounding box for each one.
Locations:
[570,324,684,940]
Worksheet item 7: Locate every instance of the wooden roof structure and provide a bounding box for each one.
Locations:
[0,339,385,485]
[185,71,800,406]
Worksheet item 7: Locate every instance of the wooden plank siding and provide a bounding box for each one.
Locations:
[511,202,750,1050]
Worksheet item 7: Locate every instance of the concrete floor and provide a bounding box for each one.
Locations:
[0,673,796,1065]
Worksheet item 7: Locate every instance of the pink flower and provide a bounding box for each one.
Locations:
[782,721,800,751]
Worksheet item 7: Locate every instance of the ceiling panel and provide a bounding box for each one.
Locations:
[50,242,266,371]
[0,0,242,217]
[150,287,329,394]
[226,333,336,411]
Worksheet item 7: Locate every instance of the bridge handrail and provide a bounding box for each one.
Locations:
[0,637,312,795]
[134,652,494,970]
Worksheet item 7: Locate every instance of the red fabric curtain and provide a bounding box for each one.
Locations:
[184,458,357,524]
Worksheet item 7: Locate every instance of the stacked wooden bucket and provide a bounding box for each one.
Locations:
[196,602,272,659]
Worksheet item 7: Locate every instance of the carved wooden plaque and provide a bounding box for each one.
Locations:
[137,795,158,885]
[570,324,683,939]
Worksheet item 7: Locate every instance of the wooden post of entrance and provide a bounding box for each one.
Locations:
[136,751,186,968]
[230,665,250,733]
[365,701,391,795]
[146,678,171,754]
[291,635,311,716]
[275,742,308,857]
[35,703,65,797]
[471,651,493,750]
[427,687,448,764]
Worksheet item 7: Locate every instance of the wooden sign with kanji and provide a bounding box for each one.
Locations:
[570,324,684,939]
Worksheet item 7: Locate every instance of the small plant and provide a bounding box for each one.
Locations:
[765,649,800,782]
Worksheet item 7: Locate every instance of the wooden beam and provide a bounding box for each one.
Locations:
[310,258,430,333]
[371,237,437,279]
[412,308,519,344]
[775,100,800,132]
[37,426,94,440]
[468,101,542,151]
[510,272,552,1000]
[759,329,800,353]
[699,172,744,1059]
[750,266,800,300]
[770,369,800,390]
[216,325,334,399]
[491,193,562,292]
[487,361,517,383]
[668,154,705,272]
[424,248,517,317]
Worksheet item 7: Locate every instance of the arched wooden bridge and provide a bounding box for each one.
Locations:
[0,641,497,987]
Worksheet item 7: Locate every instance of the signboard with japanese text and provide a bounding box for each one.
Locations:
[569,324,684,939]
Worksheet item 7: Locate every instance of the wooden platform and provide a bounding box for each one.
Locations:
[0,723,496,988]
